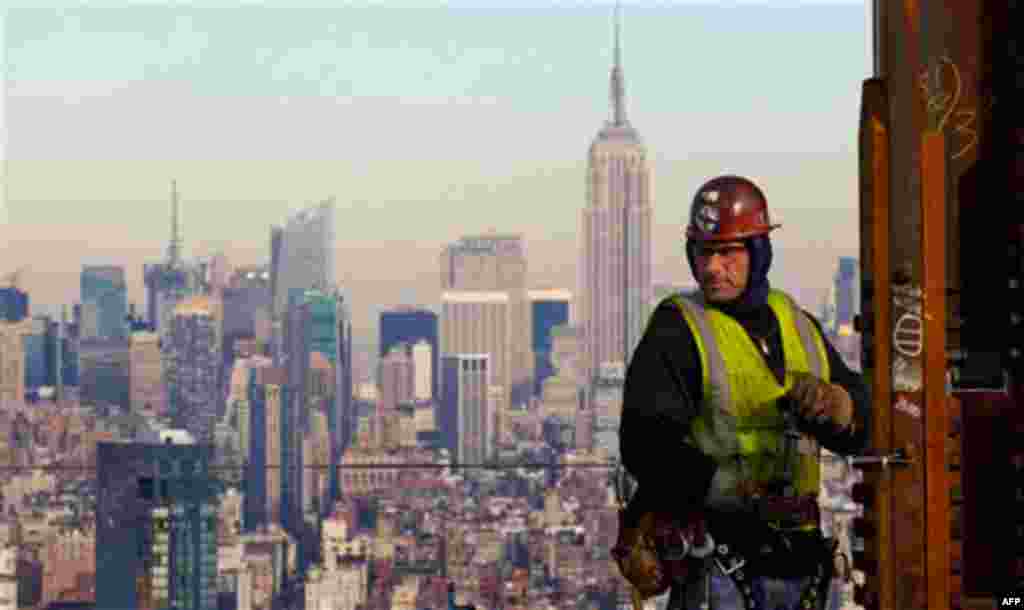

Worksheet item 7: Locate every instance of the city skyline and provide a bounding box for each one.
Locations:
[2,3,867,348]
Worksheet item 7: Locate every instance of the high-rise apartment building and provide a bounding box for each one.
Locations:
[242,357,273,532]
[95,441,220,610]
[80,265,128,341]
[441,291,510,413]
[378,344,415,413]
[441,234,533,406]
[439,354,490,465]
[129,331,163,414]
[23,317,49,391]
[579,4,652,383]
[222,266,272,363]
[167,296,221,443]
[283,290,311,561]
[528,289,571,397]
[411,339,432,402]
[77,337,130,409]
[379,307,438,401]
[282,288,351,512]
[254,366,287,528]
[0,320,31,406]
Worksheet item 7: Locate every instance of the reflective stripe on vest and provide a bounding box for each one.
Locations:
[671,289,831,510]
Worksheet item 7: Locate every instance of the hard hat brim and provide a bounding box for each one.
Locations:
[685,224,781,242]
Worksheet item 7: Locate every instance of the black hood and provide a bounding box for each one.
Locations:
[686,234,774,317]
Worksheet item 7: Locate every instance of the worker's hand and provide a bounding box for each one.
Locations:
[787,372,854,430]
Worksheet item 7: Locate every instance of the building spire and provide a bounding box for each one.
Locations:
[610,0,627,126]
[167,179,182,268]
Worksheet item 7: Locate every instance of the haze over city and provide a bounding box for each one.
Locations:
[3,1,867,382]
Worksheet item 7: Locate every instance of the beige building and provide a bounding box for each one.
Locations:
[440,233,533,407]
[0,319,32,407]
[378,344,414,413]
[259,367,287,525]
[579,9,652,383]
[129,331,163,414]
[0,545,17,610]
[440,292,509,402]
[411,340,432,401]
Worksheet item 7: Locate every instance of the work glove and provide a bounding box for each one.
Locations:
[787,372,854,431]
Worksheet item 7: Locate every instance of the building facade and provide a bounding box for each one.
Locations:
[411,339,432,402]
[273,201,335,318]
[80,265,128,341]
[440,291,509,414]
[76,338,130,409]
[379,307,439,401]
[441,234,533,406]
[0,320,31,406]
[378,344,415,414]
[528,290,571,397]
[167,296,222,443]
[439,354,490,465]
[129,331,163,414]
[95,441,220,610]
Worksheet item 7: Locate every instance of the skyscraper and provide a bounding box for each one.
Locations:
[273,201,336,318]
[441,290,509,408]
[95,441,220,610]
[144,181,191,335]
[0,319,31,406]
[380,307,439,401]
[440,234,533,406]
[222,266,272,364]
[284,288,350,506]
[440,354,490,465]
[411,339,432,402]
[579,3,652,383]
[129,331,164,414]
[167,296,221,442]
[378,344,415,414]
[283,289,312,563]
[80,265,128,341]
[242,358,269,532]
[528,289,571,397]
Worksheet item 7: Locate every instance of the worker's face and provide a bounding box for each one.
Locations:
[693,240,750,303]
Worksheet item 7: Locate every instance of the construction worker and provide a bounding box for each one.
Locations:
[618,175,870,610]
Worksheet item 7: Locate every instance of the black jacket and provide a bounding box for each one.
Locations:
[619,295,871,512]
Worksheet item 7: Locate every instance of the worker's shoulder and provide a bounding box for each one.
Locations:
[644,294,700,341]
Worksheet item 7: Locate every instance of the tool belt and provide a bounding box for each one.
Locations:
[702,531,836,610]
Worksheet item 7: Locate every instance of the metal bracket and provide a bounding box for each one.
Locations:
[845,448,914,469]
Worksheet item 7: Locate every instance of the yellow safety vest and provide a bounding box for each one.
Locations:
[671,289,831,520]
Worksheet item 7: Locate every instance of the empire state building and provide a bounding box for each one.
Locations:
[580,3,652,382]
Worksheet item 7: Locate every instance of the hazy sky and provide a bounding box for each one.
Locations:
[1,1,870,367]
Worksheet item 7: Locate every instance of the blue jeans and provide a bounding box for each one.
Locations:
[668,567,842,610]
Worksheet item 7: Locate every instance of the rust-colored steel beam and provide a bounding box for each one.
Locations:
[857,75,892,610]
[921,129,950,610]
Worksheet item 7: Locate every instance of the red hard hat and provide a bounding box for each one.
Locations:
[685,175,781,242]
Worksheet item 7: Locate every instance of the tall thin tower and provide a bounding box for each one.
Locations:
[167,180,182,268]
[580,1,652,383]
